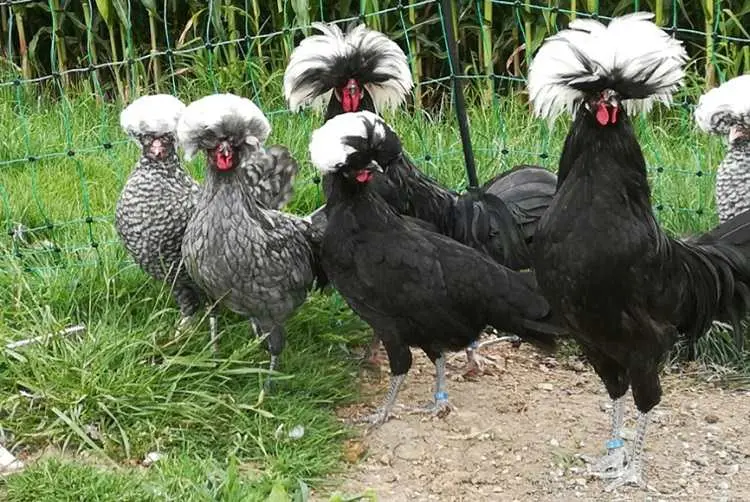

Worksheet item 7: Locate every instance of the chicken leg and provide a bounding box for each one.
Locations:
[359,373,407,426]
[605,410,649,491]
[415,353,452,418]
[586,395,629,478]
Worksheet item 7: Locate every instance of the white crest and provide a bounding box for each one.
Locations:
[528,12,687,121]
[284,22,413,113]
[308,110,386,174]
[176,93,271,160]
[694,74,750,136]
[120,94,186,139]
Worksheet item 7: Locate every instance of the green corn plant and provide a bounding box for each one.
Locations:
[49,0,68,86]
[408,3,423,108]
[140,0,162,92]
[479,0,493,102]
[94,0,125,101]
[12,5,32,80]
[703,0,717,89]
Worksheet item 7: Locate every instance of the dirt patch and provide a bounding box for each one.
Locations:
[317,341,750,502]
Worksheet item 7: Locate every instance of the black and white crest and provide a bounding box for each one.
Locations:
[176,93,271,159]
[308,110,397,174]
[528,12,687,120]
[283,22,413,113]
[695,75,750,136]
[120,94,186,140]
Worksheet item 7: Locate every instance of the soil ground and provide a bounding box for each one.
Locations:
[317,340,750,502]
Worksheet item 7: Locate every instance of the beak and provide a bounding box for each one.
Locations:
[729,126,747,144]
[148,138,166,158]
[366,160,383,173]
[218,140,231,155]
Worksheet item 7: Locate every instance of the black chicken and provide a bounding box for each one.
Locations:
[284,21,558,374]
[528,13,750,490]
[309,110,564,425]
[177,93,323,384]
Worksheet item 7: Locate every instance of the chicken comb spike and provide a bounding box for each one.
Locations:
[283,22,413,113]
[695,75,750,136]
[120,94,186,139]
[176,93,270,160]
[528,12,687,121]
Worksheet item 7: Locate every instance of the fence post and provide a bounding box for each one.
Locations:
[439,0,479,189]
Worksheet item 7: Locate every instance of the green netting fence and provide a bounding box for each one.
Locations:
[0,0,748,274]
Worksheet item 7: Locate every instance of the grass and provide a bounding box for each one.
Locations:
[1,77,750,500]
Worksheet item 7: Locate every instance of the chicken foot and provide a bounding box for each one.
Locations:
[359,373,407,427]
[585,395,629,478]
[605,410,649,491]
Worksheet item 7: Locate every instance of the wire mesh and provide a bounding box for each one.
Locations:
[0,0,747,273]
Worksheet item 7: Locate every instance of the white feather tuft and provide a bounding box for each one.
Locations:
[309,110,385,174]
[528,12,687,121]
[345,24,413,113]
[176,93,271,160]
[694,74,750,135]
[120,94,185,139]
[284,22,412,113]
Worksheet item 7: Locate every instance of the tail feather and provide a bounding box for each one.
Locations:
[246,145,299,210]
[482,165,558,241]
[676,235,750,354]
[296,206,329,290]
[452,190,531,270]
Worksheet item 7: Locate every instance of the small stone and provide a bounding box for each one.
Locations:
[717,481,730,490]
[574,477,587,487]
[568,360,586,372]
[727,464,740,476]
[549,439,560,447]
[142,451,163,467]
[678,477,687,487]
[716,465,729,475]
[705,414,720,424]
[537,383,554,391]
[717,450,728,459]
[691,456,709,467]
[378,453,392,466]
[383,472,397,483]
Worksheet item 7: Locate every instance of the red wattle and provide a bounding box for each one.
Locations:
[355,170,373,183]
[216,153,233,171]
[595,104,610,126]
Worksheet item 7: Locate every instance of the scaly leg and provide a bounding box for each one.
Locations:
[413,353,452,418]
[264,324,285,391]
[586,396,629,478]
[359,374,407,426]
[458,336,520,376]
[605,410,649,491]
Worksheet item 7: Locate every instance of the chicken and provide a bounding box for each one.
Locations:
[308,110,564,425]
[177,93,321,385]
[285,21,559,374]
[115,94,217,348]
[695,75,750,224]
[528,13,750,490]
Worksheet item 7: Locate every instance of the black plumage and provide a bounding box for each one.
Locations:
[285,22,559,371]
[529,12,750,489]
[310,111,563,425]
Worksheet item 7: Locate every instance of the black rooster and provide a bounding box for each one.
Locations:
[285,21,558,374]
[528,13,750,490]
[309,110,564,425]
